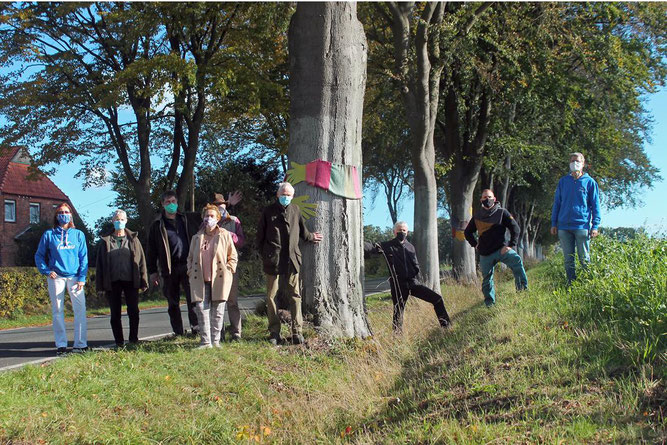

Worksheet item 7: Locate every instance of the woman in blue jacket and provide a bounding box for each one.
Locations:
[35,202,89,355]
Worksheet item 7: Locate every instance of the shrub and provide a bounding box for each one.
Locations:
[549,234,667,366]
[0,267,105,318]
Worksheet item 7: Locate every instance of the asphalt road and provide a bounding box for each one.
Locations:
[0,278,391,372]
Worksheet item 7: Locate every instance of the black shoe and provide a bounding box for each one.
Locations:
[72,347,89,354]
[269,333,281,346]
[56,347,68,356]
[230,333,241,342]
[291,334,304,345]
[440,320,452,329]
[189,326,200,337]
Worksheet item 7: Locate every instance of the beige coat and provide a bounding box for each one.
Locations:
[187,227,238,302]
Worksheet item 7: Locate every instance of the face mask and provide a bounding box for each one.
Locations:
[164,203,178,214]
[204,216,218,228]
[279,196,292,207]
[218,207,228,219]
[569,161,583,172]
[396,232,407,241]
[482,198,495,208]
[57,213,71,225]
[113,220,126,230]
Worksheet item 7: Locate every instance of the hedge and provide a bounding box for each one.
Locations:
[0,268,106,318]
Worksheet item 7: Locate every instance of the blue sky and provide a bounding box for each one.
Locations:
[50,88,666,233]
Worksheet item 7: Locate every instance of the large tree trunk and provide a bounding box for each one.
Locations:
[387,2,445,292]
[288,2,371,338]
[411,140,440,290]
[448,160,479,283]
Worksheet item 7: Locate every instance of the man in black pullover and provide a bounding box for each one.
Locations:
[366,221,451,332]
[464,189,528,307]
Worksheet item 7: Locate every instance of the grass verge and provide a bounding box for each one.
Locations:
[0,262,664,443]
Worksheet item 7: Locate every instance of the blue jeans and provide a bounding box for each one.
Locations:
[558,229,590,284]
[479,248,528,306]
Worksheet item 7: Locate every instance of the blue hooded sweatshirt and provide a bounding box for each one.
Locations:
[551,173,601,231]
[34,227,89,281]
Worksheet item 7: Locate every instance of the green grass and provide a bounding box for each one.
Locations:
[0,262,664,443]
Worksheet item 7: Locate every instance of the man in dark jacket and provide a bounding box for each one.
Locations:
[365,221,451,332]
[464,189,528,307]
[147,190,199,336]
[257,182,322,345]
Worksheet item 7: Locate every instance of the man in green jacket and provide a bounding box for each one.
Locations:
[257,182,322,345]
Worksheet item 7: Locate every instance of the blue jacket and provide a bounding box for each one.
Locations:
[34,227,89,281]
[551,173,601,231]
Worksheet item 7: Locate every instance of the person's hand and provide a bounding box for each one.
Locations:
[312,232,323,243]
[500,246,512,255]
[285,161,307,185]
[73,281,85,292]
[550,227,558,236]
[227,190,242,206]
[48,271,57,279]
[291,195,318,220]
[591,229,599,238]
[373,242,383,253]
[150,273,160,288]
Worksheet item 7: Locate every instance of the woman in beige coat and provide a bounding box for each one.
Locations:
[187,204,238,348]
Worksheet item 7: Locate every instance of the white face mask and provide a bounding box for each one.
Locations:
[204,216,218,228]
[569,161,583,172]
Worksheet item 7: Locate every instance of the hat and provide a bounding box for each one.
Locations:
[212,193,226,205]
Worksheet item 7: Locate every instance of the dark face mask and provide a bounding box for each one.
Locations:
[396,232,407,241]
[482,198,495,208]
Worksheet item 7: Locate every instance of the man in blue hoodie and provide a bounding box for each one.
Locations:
[551,152,601,284]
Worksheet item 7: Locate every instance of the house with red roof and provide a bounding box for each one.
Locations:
[0,147,75,266]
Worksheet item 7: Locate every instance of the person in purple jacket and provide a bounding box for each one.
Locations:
[34,202,89,355]
[550,152,601,285]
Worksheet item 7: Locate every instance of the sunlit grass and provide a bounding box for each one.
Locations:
[0,262,663,443]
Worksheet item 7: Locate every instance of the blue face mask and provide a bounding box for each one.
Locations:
[164,202,178,214]
[279,196,292,207]
[113,220,126,230]
[57,213,71,225]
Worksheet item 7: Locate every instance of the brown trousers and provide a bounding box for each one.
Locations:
[265,269,302,336]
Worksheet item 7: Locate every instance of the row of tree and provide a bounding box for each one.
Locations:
[1,3,664,336]
[360,2,665,284]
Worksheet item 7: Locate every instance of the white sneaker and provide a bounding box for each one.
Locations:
[197,344,212,349]
[213,342,221,348]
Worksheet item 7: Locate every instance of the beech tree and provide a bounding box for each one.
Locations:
[364,2,493,288]
[0,2,278,231]
[288,2,371,338]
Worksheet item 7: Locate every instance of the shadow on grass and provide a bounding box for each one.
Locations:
[346,281,665,442]
[346,301,497,436]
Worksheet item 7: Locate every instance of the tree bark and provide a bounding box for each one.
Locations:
[288,2,371,338]
[387,1,444,291]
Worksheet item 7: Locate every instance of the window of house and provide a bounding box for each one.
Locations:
[30,203,40,224]
[4,200,16,222]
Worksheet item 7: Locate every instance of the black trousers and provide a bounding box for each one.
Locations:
[162,263,198,335]
[390,279,451,331]
[108,280,140,345]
